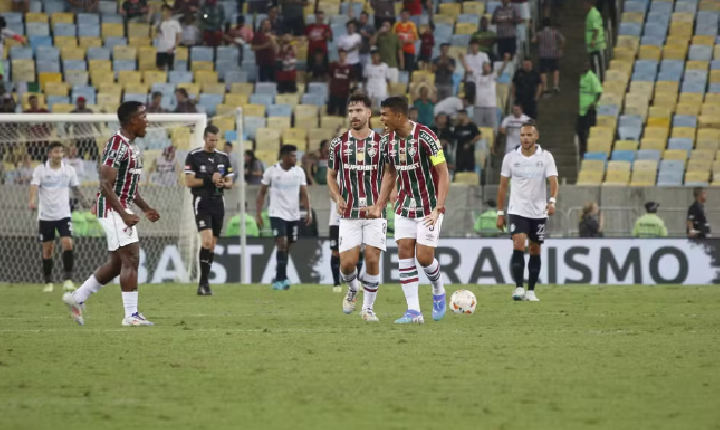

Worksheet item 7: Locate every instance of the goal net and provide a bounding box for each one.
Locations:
[0,111,244,285]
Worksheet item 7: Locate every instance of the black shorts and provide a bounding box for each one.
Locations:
[539,58,559,73]
[509,215,547,244]
[270,217,299,244]
[497,37,517,57]
[156,52,175,70]
[194,196,225,237]
[329,225,339,251]
[39,218,72,242]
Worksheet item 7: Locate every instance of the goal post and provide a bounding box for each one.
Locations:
[0,112,220,285]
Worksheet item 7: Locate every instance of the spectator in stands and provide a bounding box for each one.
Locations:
[146,91,166,113]
[280,0,308,36]
[577,61,602,155]
[471,16,496,62]
[404,0,430,16]
[475,200,504,235]
[417,22,434,72]
[491,0,521,59]
[459,40,490,105]
[68,0,98,13]
[433,43,455,101]
[304,140,330,186]
[267,6,284,35]
[512,59,542,119]
[433,96,465,120]
[632,202,668,238]
[69,97,98,160]
[199,0,225,46]
[0,83,16,113]
[63,146,85,180]
[358,12,375,67]
[500,104,531,154]
[408,107,419,122]
[365,50,390,109]
[338,21,363,81]
[473,59,508,131]
[372,21,402,82]
[149,145,180,186]
[413,86,435,127]
[688,188,711,239]
[173,0,199,17]
[225,15,254,65]
[247,0,268,13]
[0,18,25,82]
[121,0,149,22]
[275,33,298,94]
[431,113,455,172]
[25,96,50,160]
[578,201,603,237]
[174,88,197,113]
[584,0,606,81]
[15,154,34,185]
[223,141,238,180]
[328,50,353,116]
[533,17,565,94]
[244,149,264,185]
[454,109,481,173]
[180,14,199,46]
[156,5,182,71]
[305,11,332,73]
[371,0,398,30]
[253,19,277,82]
[308,50,330,82]
[393,10,418,73]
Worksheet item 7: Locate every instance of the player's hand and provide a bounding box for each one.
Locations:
[256,214,264,228]
[212,172,222,187]
[122,212,141,227]
[423,208,439,227]
[336,198,348,215]
[145,208,161,222]
[546,202,555,216]
[365,204,382,219]
[29,202,36,210]
[497,214,506,231]
[304,211,313,226]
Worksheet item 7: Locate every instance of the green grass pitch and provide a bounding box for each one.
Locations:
[1,284,719,430]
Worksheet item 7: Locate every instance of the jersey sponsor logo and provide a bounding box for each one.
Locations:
[128,168,142,175]
[397,163,420,171]
[344,164,377,171]
[407,141,417,157]
[218,164,225,175]
[200,165,207,173]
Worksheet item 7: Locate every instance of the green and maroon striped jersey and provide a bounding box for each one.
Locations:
[328,129,386,218]
[382,121,445,218]
[96,133,143,218]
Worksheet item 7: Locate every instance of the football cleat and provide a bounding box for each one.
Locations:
[62,280,76,291]
[432,293,447,321]
[395,310,424,324]
[343,288,358,314]
[121,312,155,326]
[62,292,84,326]
[197,284,213,296]
[283,279,291,290]
[512,287,525,301]
[332,285,342,293]
[523,290,540,302]
[360,309,379,322]
[271,281,284,290]
[43,283,54,292]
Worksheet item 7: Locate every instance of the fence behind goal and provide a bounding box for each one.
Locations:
[0,111,247,284]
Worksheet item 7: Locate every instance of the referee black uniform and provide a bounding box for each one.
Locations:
[185,148,234,237]
[687,201,711,239]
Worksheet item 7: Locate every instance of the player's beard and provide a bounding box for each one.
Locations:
[351,118,368,131]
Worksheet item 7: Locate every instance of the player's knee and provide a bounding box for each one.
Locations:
[512,235,526,250]
[120,251,140,268]
[61,238,73,251]
[416,254,434,267]
[275,238,287,251]
[42,245,53,259]
[528,242,541,255]
[340,261,356,275]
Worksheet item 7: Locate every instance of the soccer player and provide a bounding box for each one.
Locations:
[63,101,161,326]
[256,145,312,290]
[369,96,450,324]
[30,142,89,292]
[185,125,234,296]
[496,121,558,302]
[329,196,366,293]
[328,92,387,321]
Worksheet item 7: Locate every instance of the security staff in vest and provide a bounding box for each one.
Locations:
[632,202,667,238]
[688,187,711,239]
[576,61,603,155]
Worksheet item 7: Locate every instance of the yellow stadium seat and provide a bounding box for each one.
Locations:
[52,103,74,113]
[640,137,666,153]
[604,171,630,185]
[606,68,630,84]
[143,70,167,85]
[700,0,720,12]
[463,2,485,15]
[51,12,74,25]
[625,102,649,121]
[275,94,300,107]
[622,12,645,23]
[91,71,114,86]
[202,82,226,94]
[686,171,709,184]
[714,45,720,60]
[54,36,77,48]
[653,95,677,113]
[124,82,149,94]
[710,70,720,84]
[698,129,720,144]
[629,81,654,100]
[128,36,151,47]
[455,22,478,35]
[638,45,661,61]
[11,60,34,82]
[138,45,157,59]
[686,60,709,72]
[268,117,291,130]
[308,127,332,144]
[609,60,633,75]
[243,103,265,117]
[603,80,628,97]
[577,169,603,185]
[433,14,455,25]
[102,23,124,38]
[581,159,606,172]
[113,45,137,61]
[38,72,62,90]
[696,139,719,152]
[690,149,715,161]
[128,23,150,37]
[225,93,248,106]
[283,128,307,142]
[672,127,696,140]
[644,127,669,141]
[25,12,48,23]
[676,102,701,116]
[177,82,199,98]
[255,149,278,167]
[663,45,688,61]
[294,104,319,118]
[215,104,236,117]
[588,136,612,155]
[613,48,635,63]
[596,116,617,130]
[679,92,704,104]
[44,81,68,97]
[438,3,461,16]
[699,115,720,129]
[191,61,214,72]
[615,140,638,151]
[672,12,695,23]
[648,107,672,121]
[316,1,339,15]
[664,149,688,161]
[617,35,640,53]
[321,116,345,133]
[255,127,281,147]
[647,117,670,132]
[212,116,235,136]
[118,70,142,86]
[78,36,102,49]
[599,92,623,107]
[60,46,84,61]
[230,82,254,95]
[89,59,111,73]
[98,81,122,95]
[195,70,218,84]
[590,126,613,141]
[655,81,679,95]
[634,159,659,172]
[97,92,120,107]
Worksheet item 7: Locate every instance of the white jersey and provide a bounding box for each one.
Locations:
[31,161,80,221]
[365,62,389,93]
[501,145,558,219]
[261,163,307,222]
[501,114,532,153]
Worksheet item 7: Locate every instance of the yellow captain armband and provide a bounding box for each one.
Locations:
[429,149,446,166]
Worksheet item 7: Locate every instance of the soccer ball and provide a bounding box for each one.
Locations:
[449,289,477,314]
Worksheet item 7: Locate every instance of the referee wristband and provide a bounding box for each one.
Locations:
[549,197,556,205]
[497,211,504,216]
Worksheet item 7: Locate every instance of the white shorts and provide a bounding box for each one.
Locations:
[394,214,444,247]
[329,199,340,227]
[339,218,387,253]
[98,209,139,252]
[387,67,399,83]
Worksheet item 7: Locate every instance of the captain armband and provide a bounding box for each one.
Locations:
[429,149,446,166]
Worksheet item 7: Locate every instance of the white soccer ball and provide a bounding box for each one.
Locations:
[449,289,477,314]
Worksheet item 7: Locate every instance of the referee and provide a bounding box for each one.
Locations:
[687,187,711,239]
[185,126,234,295]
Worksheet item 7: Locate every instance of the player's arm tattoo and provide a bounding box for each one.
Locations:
[99,166,127,214]
[133,193,152,213]
[71,185,91,208]
[496,175,509,213]
[376,163,397,207]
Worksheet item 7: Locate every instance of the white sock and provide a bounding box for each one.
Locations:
[72,274,104,304]
[341,268,360,292]
[362,273,380,311]
[399,258,420,312]
[121,291,138,319]
[422,259,445,296]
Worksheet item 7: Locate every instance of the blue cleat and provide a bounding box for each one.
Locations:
[394,310,425,324]
[283,279,291,290]
[432,293,446,321]
[272,281,284,290]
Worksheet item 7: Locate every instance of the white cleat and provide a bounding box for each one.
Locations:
[360,309,380,322]
[512,287,525,301]
[121,312,155,326]
[523,290,540,302]
[62,280,75,291]
[343,288,359,314]
[332,285,342,293]
[43,283,54,292]
[62,292,84,326]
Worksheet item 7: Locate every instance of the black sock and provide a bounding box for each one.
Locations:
[42,258,53,284]
[331,254,340,285]
[199,248,212,285]
[511,250,525,289]
[528,254,541,291]
[276,250,287,281]
[62,250,73,281]
[356,252,364,275]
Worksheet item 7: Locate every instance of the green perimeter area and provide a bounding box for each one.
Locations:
[1,284,719,430]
